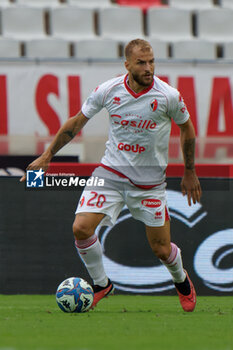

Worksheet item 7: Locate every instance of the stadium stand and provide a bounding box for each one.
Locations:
[0,1,231,59]
[149,39,169,59]
[73,39,119,59]
[67,0,113,9]
[0,0,11,6]
[49,7,96,40]
[147,8,193,42]
[116,0,165,12]
[196,8,233,43]
[117,0,163,4]
[15,0,61,8]
[223,42,233,59]
[172,40,216,59]
[1,6,46,40]
[98,7,144,42]
[25,38,70,58]
[169,0,214,10]
[0,38,21,57]
[221,0,233,8]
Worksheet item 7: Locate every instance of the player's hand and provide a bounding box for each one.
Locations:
[181,169,202,206]
[19,155,50,182]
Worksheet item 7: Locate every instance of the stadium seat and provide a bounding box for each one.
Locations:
[116,0,164,13]
[73,39,119,59]
[223,42,233,59]
[0,0,11,7]
[49,7,96,40]
[147,8,193,41]
[149,39,169,59]
[221,0,233,8]
[169,0,214,10]
[15,0,60,7]
[67,0,112,9]
[117,0,162,3]
[197,9,233,42]
[0,38,21,57]
[1,7,46,40]
[25,38,70,58]
[172,40,216,59]
[98,7,144,42]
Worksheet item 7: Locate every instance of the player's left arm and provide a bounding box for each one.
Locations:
[178,118,202,206]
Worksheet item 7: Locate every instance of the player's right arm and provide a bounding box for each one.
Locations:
[20,111,89,182]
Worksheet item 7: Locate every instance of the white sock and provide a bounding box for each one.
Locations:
[75,234,108,287]
[161,242,186,283]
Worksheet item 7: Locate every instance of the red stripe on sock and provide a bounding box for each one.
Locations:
[164,242,178,265]
[75,235,98,249]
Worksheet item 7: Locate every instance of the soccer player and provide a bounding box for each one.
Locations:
[21,39,202,312]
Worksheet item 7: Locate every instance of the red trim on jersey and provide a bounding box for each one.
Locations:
[100,163,163,189]
[124,74,154,98]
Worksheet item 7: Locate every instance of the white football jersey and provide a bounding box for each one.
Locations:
[82,74,189,186]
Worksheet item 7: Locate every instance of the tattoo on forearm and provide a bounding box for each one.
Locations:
[183,138,195,170]
[51,129,76,155]
[64,130,75,139]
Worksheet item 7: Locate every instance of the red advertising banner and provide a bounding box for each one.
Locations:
[0,61,233,162]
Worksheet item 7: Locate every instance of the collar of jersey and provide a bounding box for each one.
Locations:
[124,74,154,98]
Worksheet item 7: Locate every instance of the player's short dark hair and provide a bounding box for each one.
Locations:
[124,39,152,59]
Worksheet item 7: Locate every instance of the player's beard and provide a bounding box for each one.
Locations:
[132,71,154,87]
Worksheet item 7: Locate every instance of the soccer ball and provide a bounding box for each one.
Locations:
[56,277,94,313]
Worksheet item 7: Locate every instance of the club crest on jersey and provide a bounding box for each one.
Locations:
[113,97,121,105]
[150,99,158,112]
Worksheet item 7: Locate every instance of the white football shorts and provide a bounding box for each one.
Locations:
[75,168,170,227]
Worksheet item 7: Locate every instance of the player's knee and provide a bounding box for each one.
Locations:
[72,218,93,240]
[151,243,170,260]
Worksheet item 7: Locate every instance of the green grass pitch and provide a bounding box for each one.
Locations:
[0,295,232,350]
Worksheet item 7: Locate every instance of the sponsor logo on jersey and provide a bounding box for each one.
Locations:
[118,142,145,154]
[113,97,121,105]
[141,199,161,208]
[111,114,156,130]
[150,99,158,112]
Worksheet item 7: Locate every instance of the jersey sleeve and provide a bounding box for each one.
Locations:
[168,89,190,125]
[81,84,104,119]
